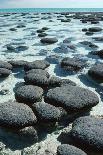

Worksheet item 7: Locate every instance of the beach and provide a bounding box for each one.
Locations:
[0,11,103,155]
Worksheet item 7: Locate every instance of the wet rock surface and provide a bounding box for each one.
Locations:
[61,57,86,72]
[15,85,43,104]
[45,85,99,112]
[0,61,12,70]
[71,116,103,151]
[88,63,103,82]
[24,60,50,71]
[57,144,87,155]
[32,102,61,123]
[0,101,37,129]
[0,68,11,77]
[24,69,50,88]
[40,37,58,44]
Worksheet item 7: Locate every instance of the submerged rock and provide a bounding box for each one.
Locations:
[93,37,103,41]
[38,33,48,37]
[80,41,98,49]
[0,101,37,129]
[8,60,27,68]
[88,63,103,82]
[24,60,50,71]
[57,144,87,155]
[48,76,76,87]
[90,49,103,58]
[0,61,12,70]
[0,68,11,77]
[88,27,102,32]
[45,85,99,112]
[61,57,86,72]
[15,85,43,105]
[16,45,29,52]
[71,116,103,151]
[40,37,58,44]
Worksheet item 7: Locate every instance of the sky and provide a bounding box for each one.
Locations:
[0,0,103,8]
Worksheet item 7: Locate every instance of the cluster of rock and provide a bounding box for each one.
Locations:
[1,12,103,154]
[0,59,100,152]
[57,116,103,154]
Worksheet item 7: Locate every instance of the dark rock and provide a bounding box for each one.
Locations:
[93,37,103,41]
[82,28,88,32]
[88,63,103,82]
[71,116,103,151]
[82,20,87,23]
[37,29,45,33]
[6,45,15,51]
[45,55,62,64]
[88,27,102,32]
[90,49,103,58]
[80,41,98,49]
[48,76,76,88]
[0,101,37,129]
[16,45,29,52]
[42,27,49,30]
[9,28,17,31]
[91,21,99,24]
[32,102,61,123]
[24,60,50,71]
[63,38,71,44]
[57,144,87,155]
[8,60,27,68]
[0,68,11,78]
[61,57,86,72]
[54,45,70,54]
[16,126,38,142]
[17,24,26,28]
[15,85,43,105]
[38,33,48,37]
[85,31,94,36]
[24,69,49,88]
[61,19,71,22]
[45,85,99,112]
[40,37,58,44]
[0,61,12,70]
[0,89,9,95]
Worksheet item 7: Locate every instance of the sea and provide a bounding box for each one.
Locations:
[0,8,103,13]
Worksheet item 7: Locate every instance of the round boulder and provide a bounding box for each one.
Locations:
[48,76,76,87]
[0,61,12,70]
[61,57,86,72]
[88,27,102,32]
[38,33,48,37]
[88,63,103,82]
[0,68,11,78]
[57,144,87,155]
[24,69,49,88]
[45,85,99,112]
[71,116,103,151]
[40,37,58,44]
[24,60,50,71]
[8,60,27,68]
[0,101,37,129]
[15,85,43,104]
[32,102,61,123]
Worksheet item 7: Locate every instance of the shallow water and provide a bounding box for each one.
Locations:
[0,12,103,154]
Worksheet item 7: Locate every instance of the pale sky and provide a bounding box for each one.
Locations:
[0,0,103,8]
